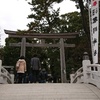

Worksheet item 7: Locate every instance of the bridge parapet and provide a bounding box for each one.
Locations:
[70,67,83,83]
[0,60,14,84]
[70,59,100,88]
[86,64,100,88]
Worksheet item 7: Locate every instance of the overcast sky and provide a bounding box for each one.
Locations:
[0,0,79,46]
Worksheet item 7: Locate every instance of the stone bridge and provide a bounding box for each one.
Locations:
[0,83,100,100]
[0,53,100,100]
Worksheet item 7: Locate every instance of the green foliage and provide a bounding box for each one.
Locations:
[0,48,4,61]
[27,0,62,33]
[3,38,21,66]
[60,11,83,32]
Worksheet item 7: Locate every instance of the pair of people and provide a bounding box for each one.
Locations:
[16,54,41,83]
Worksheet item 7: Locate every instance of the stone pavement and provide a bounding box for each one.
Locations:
[0,83,100,100]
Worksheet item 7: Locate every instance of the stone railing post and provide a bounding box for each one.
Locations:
[0,60,2,75]
[82,52,91,83]
[10,68,14,83]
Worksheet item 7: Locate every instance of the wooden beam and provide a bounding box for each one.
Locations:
[20,38,26,57]
[8,34,76,39]
[9,43,75,47]
[5,30,79,35]
[4,30,79,39]
[4,30,17,34]
[60,38,66,83]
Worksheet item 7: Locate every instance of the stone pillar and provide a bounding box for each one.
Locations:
[10,68,14,83]
[0,60,2,75]
[20,38,26,57]
[70,68,75,83]
[60,38,66,83]
[82,52,91,83]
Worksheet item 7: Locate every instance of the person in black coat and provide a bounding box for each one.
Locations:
[31,54,41,83]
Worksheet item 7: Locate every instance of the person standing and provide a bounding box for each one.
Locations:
[31,54,41,83]
[16,56,27,83]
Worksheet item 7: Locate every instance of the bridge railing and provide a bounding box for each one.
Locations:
[70,67,83,83]
[70,59,100,88]
[0,60,14,84]
[86,64,100,88]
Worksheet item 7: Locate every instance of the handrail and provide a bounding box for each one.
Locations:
[70,67,83,83]
[70,61,100,88]
[1,67,12,79]
[72,67,83,79]
[86,64,100,88]
[0,67,13,84]
[1,73,12,84]
[72,73,83,83]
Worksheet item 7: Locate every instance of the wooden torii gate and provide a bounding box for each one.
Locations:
[5,30,78,83]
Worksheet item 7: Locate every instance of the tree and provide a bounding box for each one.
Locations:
[71,0,91,48]
[0,47,4,61]
[60,11,83,32]
[27,0,63,33]
[3,38,21,66]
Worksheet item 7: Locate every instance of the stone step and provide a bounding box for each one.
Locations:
[0,83,100,100]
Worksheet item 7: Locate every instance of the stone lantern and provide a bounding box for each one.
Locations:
[83,52,89,60]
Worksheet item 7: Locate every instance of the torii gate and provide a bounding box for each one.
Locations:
[5,30,78,83]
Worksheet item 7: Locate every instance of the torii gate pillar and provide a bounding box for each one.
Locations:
[20,38,26,57]
[60,38,66,83]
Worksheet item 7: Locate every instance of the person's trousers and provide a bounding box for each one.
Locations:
[17,73,24,83]
[32,70,39,83]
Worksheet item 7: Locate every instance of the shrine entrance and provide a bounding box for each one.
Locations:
[5,30,78,83]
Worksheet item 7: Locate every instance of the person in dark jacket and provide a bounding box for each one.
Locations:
[31,54,41,83]
[39,68,48,83]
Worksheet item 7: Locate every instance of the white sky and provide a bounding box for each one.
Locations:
[0,0,79,46]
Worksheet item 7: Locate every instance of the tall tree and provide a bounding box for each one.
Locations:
[27,0,63,33]
[71,0,91,47]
